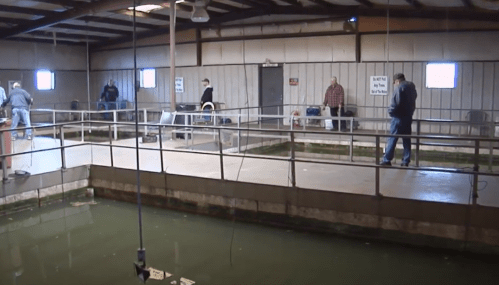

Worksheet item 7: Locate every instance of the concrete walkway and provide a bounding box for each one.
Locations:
[5,134,499,208]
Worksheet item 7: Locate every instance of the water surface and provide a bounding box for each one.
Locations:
[0,198,497,284]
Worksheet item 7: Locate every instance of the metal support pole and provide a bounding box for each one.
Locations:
[0,132,7,181]
[259,106,262,129]
[375,136,380,197]
[53,110,56,138]
[416,120,420,167]
[349,132,354,162]
[290,132,296,188]
[109,125,114,168]
[169,0,176,112]
[60,126,66,169]
[472,140,479,205]
[113,110,117,140]
[218,129,224,180]
[159,126,164,173]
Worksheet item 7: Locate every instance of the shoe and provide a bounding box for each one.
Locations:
[400,163,409,167]
[380,161,391,166]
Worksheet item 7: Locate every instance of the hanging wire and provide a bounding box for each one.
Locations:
[132,0,145,253]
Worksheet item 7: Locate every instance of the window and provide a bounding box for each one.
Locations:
[36,70,55,90]
[426,63,457,89]
[140,69,156,88]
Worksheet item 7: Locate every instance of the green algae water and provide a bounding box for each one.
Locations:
[1,198,498,285]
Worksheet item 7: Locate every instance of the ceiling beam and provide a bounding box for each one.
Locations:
[112,9,190,23]
[28,30,109,41]
[405,0,423,8]
[53,23,133,36]
[91,7,273,50]
[8,36,85,45]
[228,0,274,8]
[461,0,474,8]
[0,0,171,39]
[79,16,161,30]
[307,0,341,10]
[0,17,25,25]
[354,0,374,8]
[0,4,57,16]
[28,0,81,8]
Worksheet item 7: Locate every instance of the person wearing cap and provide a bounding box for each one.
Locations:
[322,76,346,131]
[380,73,418,167]
[1,82,33,140]
[200,78,213,107]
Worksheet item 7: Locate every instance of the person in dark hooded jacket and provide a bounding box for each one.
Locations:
[380,73,417,167]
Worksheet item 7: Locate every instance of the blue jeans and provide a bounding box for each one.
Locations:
[382,117,412,164]
[11,108,32,138]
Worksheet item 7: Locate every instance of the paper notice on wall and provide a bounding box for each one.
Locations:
[175,77,184,93]
[370,76,388,95]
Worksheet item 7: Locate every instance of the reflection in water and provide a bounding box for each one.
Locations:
[0,198,498,285]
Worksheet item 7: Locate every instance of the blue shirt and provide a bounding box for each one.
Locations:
[388,81,417,118]
[0,87,6,106]
[3,88,32,110]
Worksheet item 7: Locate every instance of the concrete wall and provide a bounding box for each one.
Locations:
[90,165,499,254]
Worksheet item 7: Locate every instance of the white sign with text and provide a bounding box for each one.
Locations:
[175,77,184,93]
[370,76,388,95]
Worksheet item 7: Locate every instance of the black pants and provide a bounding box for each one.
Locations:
[330,107,346,129]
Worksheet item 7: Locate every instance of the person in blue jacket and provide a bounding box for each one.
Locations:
[2,82,33,140]
[380,73,418,167]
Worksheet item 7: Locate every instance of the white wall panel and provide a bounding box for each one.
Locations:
[362,32,499,62]
[307,37,333,62]
[331,35,356,62]
[0,40,86,70]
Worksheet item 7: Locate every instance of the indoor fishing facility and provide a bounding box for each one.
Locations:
[0,0,499,284]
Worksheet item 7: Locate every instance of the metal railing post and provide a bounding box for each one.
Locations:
[375,136,380,197]
[0,132,7,181]
[81,112,85,142]
[277,107,280,130]
[113,110,118,140]
[53,110,56,138]
[109,125,114,168]
[488,121,494,172]
[290,132,296,188]
[159,126,164,173]
[59,126,66,169]
[143,109,148,136]
[416,120,421,167]
[472,139,479,205]
[237,112,241,153]
[218,128,224,180]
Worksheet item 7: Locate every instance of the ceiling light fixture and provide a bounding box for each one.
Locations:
[191,0,210,23]
[128,4,163,13]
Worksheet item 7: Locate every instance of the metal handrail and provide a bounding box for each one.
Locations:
[1,120,497,206]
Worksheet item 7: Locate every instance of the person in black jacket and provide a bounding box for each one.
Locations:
[200,78,213,107]
[100,79,119,103]
[380,73,418,167]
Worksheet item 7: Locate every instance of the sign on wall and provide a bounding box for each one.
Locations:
[370,76,388,95]
[175,77,184,93]
[289,78,299,86]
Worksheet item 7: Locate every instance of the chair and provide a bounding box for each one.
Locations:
[466,110,488,136]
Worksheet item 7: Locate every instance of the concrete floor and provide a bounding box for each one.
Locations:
[6,133,499,208]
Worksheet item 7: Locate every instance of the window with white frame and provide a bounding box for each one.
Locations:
[426,63,457,89]
[36,70,55,90]
[140,68,156,88]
